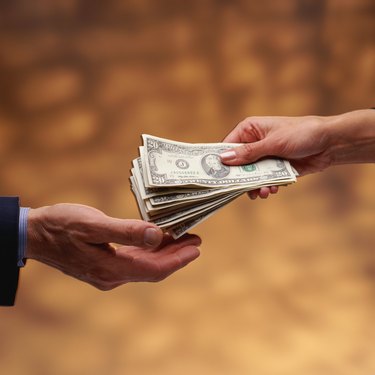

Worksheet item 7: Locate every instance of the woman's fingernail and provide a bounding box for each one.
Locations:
[270,186,278,194]
[144,228,161,247]
[220,151,236,162]
[249,193,257,200]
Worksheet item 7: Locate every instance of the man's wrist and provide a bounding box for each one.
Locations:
[25,208,38,260]
[25,207,50,261]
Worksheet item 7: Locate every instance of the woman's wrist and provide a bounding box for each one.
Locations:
[324,109,375,166]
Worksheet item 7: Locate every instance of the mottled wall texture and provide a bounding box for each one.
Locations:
[0,1,375,374]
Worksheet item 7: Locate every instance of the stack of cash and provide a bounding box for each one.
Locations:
[130,134,298,239]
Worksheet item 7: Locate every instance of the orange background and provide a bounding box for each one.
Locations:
[1,1,375,374]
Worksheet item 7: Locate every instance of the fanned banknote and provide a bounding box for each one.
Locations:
[130,134,298,238]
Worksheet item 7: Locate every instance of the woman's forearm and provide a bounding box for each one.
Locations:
[325,109,375,166]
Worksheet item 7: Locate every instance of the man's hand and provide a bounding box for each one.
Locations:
[26,204,201,290]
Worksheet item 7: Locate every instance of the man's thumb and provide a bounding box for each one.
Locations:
[220,140,269,165]
[94,218,163,248]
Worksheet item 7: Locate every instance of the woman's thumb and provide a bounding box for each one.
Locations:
[220,140,270,165]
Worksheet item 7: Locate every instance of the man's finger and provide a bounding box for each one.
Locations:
[154,245,201,281]
[155,234,202,255]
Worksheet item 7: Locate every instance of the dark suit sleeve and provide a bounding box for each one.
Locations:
[0,197,20,306]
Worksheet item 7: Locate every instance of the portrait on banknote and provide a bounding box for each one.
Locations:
[201,154,230,178]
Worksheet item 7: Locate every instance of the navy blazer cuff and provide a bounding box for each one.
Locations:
[0,197,20,306]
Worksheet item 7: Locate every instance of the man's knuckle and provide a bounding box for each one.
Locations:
[152,273,167,282]
[90,271,120,291]
[98,280,119,291]
[150,265,168,282]
[93,282,112,291]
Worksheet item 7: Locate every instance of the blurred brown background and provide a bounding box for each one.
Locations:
[0,1,375,374]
